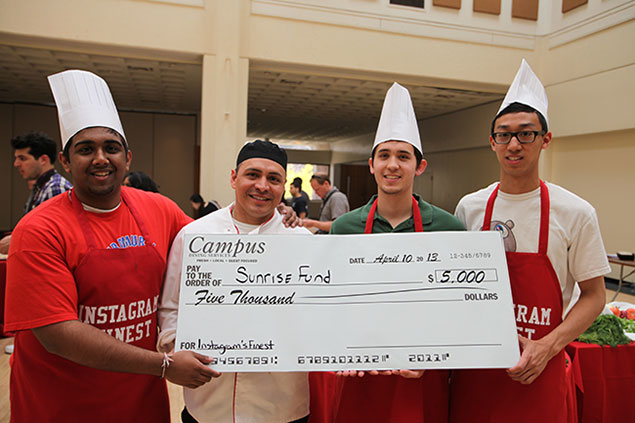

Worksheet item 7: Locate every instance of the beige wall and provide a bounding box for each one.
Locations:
[422,146,500,214]
[0,103,197,228]
[547,129,635,279]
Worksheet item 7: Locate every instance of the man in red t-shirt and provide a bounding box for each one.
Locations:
[5,70,219,422]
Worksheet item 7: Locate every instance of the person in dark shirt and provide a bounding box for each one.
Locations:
[1,131,73,255]
[289,178,308,218]
[190,194,219,218]
[123,171,159,193]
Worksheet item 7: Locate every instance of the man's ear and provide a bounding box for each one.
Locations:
[125,150,132,172]
[230,168,237,190]
[38,154,51,167]
[59,152,71,174]
[541,131,552,151]
[489,135,497,152]
[368,157,375,175]
[415,159,427,176]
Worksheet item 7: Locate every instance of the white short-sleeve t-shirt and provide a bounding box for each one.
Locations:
[455,181,610,314]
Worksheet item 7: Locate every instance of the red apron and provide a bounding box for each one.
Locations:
[332,196,450,423]
[10,189,170,422]
[450,181,567,423]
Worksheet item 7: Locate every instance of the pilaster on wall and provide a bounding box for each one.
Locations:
[199,0,250,208]
[199,55,249,208]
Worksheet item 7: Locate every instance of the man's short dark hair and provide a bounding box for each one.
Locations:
[291,177,302,189]
[125,171,159,193]
[62,127,127,160]
[311,174,330,185]
[11,131,57,163]
[491,102,548,134]
[190,194,204,204]
[370,143,423,167]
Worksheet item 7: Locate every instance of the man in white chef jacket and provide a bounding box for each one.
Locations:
[159,139,311,423]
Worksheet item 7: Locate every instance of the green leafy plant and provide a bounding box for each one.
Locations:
[577,314,632,347]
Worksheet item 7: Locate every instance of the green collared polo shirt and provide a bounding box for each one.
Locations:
[330,193,465,234]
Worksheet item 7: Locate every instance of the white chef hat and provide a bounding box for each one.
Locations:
[497,59,549,127]
[48,70,126,149]
[373,82,423,155]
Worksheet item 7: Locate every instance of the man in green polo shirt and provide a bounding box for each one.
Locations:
[329,82,464,423]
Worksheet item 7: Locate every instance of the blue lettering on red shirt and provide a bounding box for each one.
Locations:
[107,235,146,249]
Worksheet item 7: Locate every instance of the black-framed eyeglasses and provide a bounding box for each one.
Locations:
[492,131,546,144]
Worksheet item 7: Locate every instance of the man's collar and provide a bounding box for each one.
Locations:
[360,193,433,225]
[33,168,56,189]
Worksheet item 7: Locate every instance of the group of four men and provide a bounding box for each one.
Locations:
[5,59,608,422]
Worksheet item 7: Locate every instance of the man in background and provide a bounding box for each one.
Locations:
[293,176,310,203]
[301,173,349,233]
[0,131,72,254]
[289,177,308,218]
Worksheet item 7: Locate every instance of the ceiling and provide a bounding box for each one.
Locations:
[0,45,503,143]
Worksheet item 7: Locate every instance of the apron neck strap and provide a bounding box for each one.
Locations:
[537,180,550,254]
[70,188,154,249]
[364,196,424,234]
[483,181,550,254]
[71,189,98,248]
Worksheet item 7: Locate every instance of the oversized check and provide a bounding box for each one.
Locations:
[175,231,520,372]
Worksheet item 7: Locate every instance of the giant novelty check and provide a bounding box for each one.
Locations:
[175,231,520,372]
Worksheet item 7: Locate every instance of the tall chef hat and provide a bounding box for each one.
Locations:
[373,82,423,155]
[498,59,549,127]
[48,70,126,149]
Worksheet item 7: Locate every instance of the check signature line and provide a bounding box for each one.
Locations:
[293,299,462,305]
[303,286,489,299]
[184,299,462,306]
[347,343,502,349]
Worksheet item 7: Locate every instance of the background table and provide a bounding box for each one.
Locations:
[566,341,635,423]
[607,255,635,301]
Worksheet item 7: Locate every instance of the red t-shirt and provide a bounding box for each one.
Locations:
[5,187,192,422]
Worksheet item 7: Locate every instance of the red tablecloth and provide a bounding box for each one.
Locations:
[566,341,635,423]
[0,259,6,336]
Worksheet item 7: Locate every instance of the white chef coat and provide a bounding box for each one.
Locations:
[159,205,311,423]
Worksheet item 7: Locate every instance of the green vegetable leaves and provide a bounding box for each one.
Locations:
[577,314,632,347]
[619,317,635,334]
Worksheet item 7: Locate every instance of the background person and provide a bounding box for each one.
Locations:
[0,131,72,255]
[289,177,308,218]
[189,193,219,218]
[293,176,310,204]
[159,140,311,423]
[450,59,608,422]
[301,173,349,233]
[123,170,160,192]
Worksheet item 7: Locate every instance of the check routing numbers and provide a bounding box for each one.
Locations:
[176,231,519,371]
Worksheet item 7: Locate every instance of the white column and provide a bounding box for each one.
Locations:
[199,0,249,207]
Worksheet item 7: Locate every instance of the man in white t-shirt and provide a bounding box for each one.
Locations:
[158,140,311,423]
[450,60,609,422]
